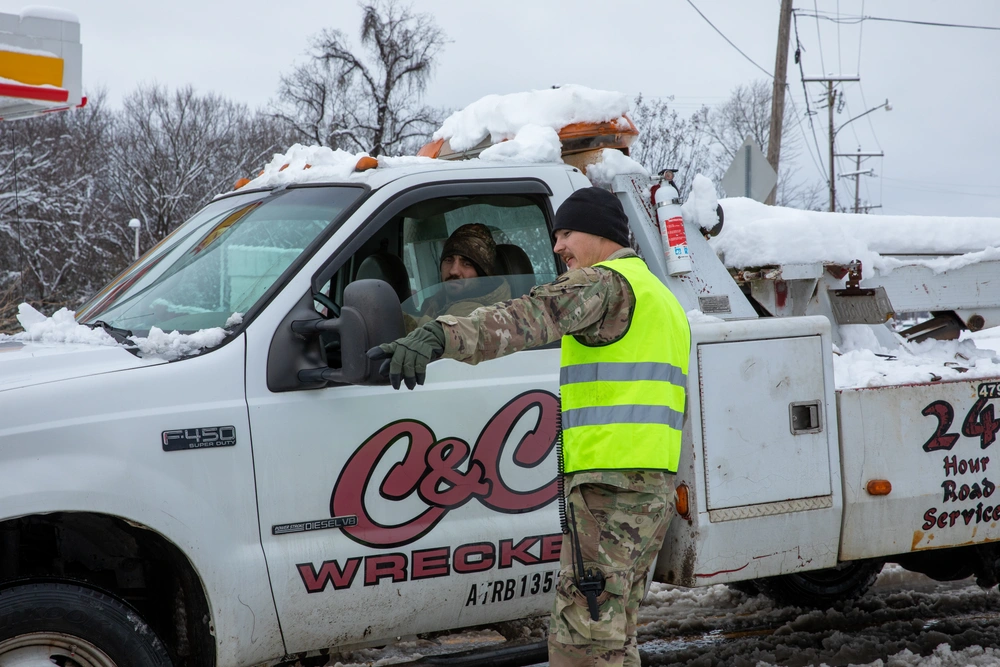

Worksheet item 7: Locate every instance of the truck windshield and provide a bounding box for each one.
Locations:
[77,186,363,335]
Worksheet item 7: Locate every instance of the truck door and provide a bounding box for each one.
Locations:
[245,178,574,654]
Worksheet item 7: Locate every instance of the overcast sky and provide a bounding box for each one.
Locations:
[19,0,1000,217]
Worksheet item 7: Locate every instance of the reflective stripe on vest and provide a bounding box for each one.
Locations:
[560,256,690,473]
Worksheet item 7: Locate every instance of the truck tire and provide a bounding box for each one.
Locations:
[0,581,173,667]
[755,561,882,608]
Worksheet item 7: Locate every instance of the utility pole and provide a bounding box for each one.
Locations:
[835,150,883,213]
[765,0,794,205]
[803,76,860,212]
[854,153,861,213]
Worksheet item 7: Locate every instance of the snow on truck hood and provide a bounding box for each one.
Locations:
[0,304,233,391]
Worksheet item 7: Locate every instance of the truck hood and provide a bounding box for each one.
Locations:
[0,340,163,392]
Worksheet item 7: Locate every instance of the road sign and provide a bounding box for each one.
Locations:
[721,136,777,203]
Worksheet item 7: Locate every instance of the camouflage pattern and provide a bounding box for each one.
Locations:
[405,278,512,332]
[438,248,638,365]
[548,471,675,667]
[441,223,497,276]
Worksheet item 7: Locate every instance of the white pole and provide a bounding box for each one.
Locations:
[128,218,141,260]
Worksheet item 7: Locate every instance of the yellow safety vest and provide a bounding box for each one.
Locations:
[560,256,690,473]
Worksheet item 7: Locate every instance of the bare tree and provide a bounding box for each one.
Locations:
[700,80,784,167]
[631,81,824,209]
[629,94,715,197]
[0,91,118,306]
[108,84,286,245]
[273,0,446,156]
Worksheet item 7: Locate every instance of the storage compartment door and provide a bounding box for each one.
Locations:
[699,336,832,511]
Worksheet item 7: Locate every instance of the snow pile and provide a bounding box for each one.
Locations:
[586,148,649,186]
[479,124,562,163]
[833,324,1000,388]
[242,144,445,189]
[681,174,720,232]
[711,197,1000,274]
[434,84,629,152]
[14,304,118,346]
[3,303,236,361]
[131,326,228,360]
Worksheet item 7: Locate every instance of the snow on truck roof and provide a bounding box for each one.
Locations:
[235,85,648,192]
[233,143,580,193]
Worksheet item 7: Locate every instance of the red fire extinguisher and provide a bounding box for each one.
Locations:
[652,170,692,275]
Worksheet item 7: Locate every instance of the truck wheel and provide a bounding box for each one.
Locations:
[0,582,172,666]
[756,561,883,608]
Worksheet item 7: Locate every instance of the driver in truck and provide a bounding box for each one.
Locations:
[405,223,511,330]
[369,187,691,667]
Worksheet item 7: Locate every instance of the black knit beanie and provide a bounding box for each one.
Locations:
[551,187,630,248]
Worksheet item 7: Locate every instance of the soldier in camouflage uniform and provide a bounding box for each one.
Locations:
[370,187,690,667]
[405,223,511,331]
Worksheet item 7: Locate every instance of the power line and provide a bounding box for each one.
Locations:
[786,94,828,179]
[793,11,829,182]
[812,0,826,74]
[836,0,843,73]
[684,0,773,78]
[796,10,1000,32]
[856,0,865,73]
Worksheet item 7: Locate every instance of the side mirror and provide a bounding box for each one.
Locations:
[334,279,406,384]
[267,279,405,391]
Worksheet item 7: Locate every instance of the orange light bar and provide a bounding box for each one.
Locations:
[675,483,691,519]
[558,115,638,142]
[417,138,444,159]
[866,480,892,496]
[356,156,378,171]
[416,114,640,160]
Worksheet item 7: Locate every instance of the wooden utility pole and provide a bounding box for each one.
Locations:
[765,0,794,205]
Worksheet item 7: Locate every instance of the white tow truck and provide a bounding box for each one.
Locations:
[3,88,1000,667]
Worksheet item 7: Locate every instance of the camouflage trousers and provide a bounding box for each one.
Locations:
[548,475,674,667]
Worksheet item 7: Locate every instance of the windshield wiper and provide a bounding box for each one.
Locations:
[85,320,134,345]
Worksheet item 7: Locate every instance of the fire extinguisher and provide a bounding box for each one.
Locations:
[652,170,692,276]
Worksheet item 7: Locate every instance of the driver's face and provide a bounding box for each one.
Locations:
[441,254,479,295]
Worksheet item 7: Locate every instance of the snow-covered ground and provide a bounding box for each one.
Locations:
[309,566,1000,667]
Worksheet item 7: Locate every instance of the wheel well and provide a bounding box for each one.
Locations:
[0,512,215,667]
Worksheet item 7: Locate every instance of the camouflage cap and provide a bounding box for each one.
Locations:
[441,223,496,276]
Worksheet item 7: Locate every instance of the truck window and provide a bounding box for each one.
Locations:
[325,194,558,331]
[78,186,364,336]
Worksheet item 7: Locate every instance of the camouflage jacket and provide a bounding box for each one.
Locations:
[437,247,638,364]
[437,247,672,495]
